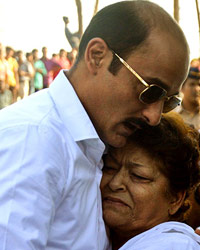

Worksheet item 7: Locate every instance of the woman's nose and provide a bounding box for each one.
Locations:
[108,169,126,192]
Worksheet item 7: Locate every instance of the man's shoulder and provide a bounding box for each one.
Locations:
[0,90,58,128]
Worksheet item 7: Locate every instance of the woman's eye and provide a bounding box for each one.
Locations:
[130,173,149,181]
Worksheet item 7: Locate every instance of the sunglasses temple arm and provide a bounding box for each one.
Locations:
[113,52,149,87]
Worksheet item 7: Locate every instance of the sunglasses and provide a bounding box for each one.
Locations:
[113,51,182,113]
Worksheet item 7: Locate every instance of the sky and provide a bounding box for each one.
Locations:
[0,0,199,60]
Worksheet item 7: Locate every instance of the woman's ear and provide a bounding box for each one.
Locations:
[168,191,186,216]
[84,38,110,75]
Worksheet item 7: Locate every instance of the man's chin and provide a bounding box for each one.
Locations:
[103,125,139,148]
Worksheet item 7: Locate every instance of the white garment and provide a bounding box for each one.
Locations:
[119,221,200,250]
[0,70,110,250]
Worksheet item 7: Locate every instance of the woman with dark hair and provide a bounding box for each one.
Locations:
[101,112,200,249]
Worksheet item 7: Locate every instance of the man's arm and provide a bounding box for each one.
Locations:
[0,123,65,249]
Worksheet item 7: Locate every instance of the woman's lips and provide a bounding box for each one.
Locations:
[103,196,129,207]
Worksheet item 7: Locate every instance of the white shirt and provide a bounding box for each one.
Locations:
[0,70,110,250]
[119,222,200,250]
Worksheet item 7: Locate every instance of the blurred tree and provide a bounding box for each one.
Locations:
[75,0,83,38]
[64,0,99,50]
[93,0,99,16]
[195,0,200,56]
[174,0,179,23]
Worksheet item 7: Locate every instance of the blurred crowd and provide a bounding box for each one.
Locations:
[0,43,78,109]
[0,42,200,133]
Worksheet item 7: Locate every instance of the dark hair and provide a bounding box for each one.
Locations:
[32,49,38,54]
[6,46,14,54]
[194,183,200,205]
[59,49,66,53]
[26,52,31,58]
[128,112,200,221]
[76,0,188,75]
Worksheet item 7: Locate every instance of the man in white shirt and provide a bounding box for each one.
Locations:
[0,1,189,249]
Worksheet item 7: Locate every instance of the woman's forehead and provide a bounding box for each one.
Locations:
[108,144,154,166]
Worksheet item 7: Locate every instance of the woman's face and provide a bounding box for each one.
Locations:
[100,144,177,237]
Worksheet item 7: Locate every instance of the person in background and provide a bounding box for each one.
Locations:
[32,48,47,92]
[18,52,35,98]
[5,46,19,103]
[101,112,200,249]
[52,53,59,61]
[0,44,12,109]
[58,48,71,70]
[0,44,7,100]
[51,53,61,80]
[15,50,24,67]
[175,67,200,131]
[0,1,189,249]
[40,47,61,88]
[190,58,200,68]
[67,48,78,67]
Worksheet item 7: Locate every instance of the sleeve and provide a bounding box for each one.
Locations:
[127,232,200,250]
[0,123,67,250]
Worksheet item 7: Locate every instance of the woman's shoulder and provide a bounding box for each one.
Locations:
[119,222,200,250]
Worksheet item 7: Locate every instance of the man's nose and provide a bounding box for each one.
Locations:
[141,100,164,126]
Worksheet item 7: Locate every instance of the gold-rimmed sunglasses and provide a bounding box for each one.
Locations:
[113,51,181,113]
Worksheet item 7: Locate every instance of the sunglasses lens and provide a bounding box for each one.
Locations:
[140,85,181,113]
[163,96,181,113]
[140,85,166,104]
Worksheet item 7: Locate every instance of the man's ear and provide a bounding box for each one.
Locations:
[168,191,186,216]
[84,38,110,75]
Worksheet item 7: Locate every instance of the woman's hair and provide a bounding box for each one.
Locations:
[76,1,188,75]
[128,112,200,221]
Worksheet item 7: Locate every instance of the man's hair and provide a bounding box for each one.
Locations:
[26,52,31,58]
[128,112,200,222]
[6,46,14,54]
[76,0,188,75]
[32,49,38,54]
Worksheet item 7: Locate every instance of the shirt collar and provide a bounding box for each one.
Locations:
[49,70,102,143]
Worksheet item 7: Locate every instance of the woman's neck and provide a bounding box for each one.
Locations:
[110,227,150,250]
[111,230,134,250]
